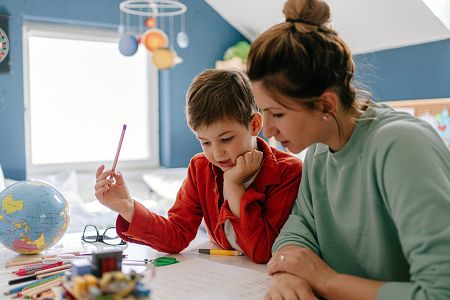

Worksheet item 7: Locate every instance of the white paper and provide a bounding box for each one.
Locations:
[148,258,270,300]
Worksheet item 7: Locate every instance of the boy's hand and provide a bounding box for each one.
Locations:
[223,149,263,186]
[94,165,135,222]
[222,150,263,218]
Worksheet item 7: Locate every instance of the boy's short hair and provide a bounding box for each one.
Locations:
[186,69,258,131]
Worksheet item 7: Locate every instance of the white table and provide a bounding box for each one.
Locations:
[1,232,269,299]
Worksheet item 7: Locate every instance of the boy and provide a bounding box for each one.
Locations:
[94,69,302,263]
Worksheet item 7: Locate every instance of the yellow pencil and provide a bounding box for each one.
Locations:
[198,249,243,256]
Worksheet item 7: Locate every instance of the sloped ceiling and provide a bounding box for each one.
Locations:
[205,0,450,54]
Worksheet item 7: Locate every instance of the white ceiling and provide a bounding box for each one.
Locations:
[205,0,450,54]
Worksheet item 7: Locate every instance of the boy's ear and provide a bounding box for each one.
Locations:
[250,112,263,136]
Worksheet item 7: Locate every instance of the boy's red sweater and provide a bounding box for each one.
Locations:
[116,137,302,263]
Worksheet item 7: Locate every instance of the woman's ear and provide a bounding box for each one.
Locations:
[250,112,263,136]
[315,90,340,115]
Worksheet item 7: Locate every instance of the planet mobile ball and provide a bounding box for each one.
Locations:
[142,28,168,52]
[152,48,176,70]
[176,31,189,49]
[119,34,138,57]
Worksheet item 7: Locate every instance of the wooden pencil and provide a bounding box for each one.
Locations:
[20,277,63,298]
[35,290,56,300]
[34,264,70,275]
[36,269,67,279]
[22,274,65,292]
[5,258,46,268]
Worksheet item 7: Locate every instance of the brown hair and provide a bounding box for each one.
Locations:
[186,69,258,131]
[247,0,366,115]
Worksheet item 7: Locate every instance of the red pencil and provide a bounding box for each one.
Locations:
[109,124,127,179]
[15,261,63,276]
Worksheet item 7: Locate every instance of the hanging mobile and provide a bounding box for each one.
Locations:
[119,0,187,68]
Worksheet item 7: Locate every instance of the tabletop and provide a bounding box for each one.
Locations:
[0,231,269,299]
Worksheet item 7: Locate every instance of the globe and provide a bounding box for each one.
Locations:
[0,180,70,254]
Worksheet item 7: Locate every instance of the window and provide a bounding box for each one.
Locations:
[23,22,159,176]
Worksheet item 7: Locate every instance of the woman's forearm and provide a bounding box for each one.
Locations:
[319,273,384,300]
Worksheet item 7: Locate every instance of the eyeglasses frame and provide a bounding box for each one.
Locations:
[81,224,126,246]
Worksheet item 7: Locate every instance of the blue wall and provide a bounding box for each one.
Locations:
[158,2,247,167]
[2,1,447,180]
[0,0,246,180]
[354,38,450,101]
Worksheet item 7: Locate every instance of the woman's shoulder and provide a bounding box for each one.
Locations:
[370,111,438,144]
[364,109,447,157]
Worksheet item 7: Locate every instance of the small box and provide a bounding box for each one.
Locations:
[91,249,123,277]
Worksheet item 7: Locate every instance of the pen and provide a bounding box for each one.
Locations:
[110,124,127,179]
[8,274,39,285]
[198,249,244,256]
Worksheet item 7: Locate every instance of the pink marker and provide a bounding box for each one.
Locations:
[109,124,127,179]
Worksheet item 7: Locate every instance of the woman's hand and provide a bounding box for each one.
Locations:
[268,246,337,297]
[94,165,135,222]
[264,272,318,300]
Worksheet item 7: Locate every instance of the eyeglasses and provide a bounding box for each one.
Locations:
[81,225,126,246]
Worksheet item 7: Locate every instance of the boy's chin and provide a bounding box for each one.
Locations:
[218,165,232,172]
[216,163,234,172]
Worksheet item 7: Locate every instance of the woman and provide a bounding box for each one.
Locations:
[247,0,450,299]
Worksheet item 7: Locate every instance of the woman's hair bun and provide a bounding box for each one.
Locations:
[283,0,331,27]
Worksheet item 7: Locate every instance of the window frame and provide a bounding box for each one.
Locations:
[22,21,159,176]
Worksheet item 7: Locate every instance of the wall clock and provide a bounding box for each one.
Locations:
[0,14,10,72]
[0,27,9,63]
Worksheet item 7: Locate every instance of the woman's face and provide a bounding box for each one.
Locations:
[252,82,325,154]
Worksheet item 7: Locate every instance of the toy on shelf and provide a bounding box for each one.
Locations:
[215,41,250,72]
[118,0,188,70]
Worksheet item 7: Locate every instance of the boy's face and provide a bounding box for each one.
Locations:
[195,115,262,171]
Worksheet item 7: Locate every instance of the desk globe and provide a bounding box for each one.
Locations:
[0,180,69,254]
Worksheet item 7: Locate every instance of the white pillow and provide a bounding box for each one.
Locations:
[142,168,187,201]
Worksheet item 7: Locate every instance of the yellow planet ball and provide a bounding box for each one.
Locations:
[152,48,176,70]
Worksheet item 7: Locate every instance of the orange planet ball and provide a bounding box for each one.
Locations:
[145,17,157,28]
[143,29,168,52]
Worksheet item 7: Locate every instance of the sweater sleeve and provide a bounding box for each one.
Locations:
[116,163,203,253]
[218,158,302,263]
[271,147,321,255]
[376,123,450,300]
